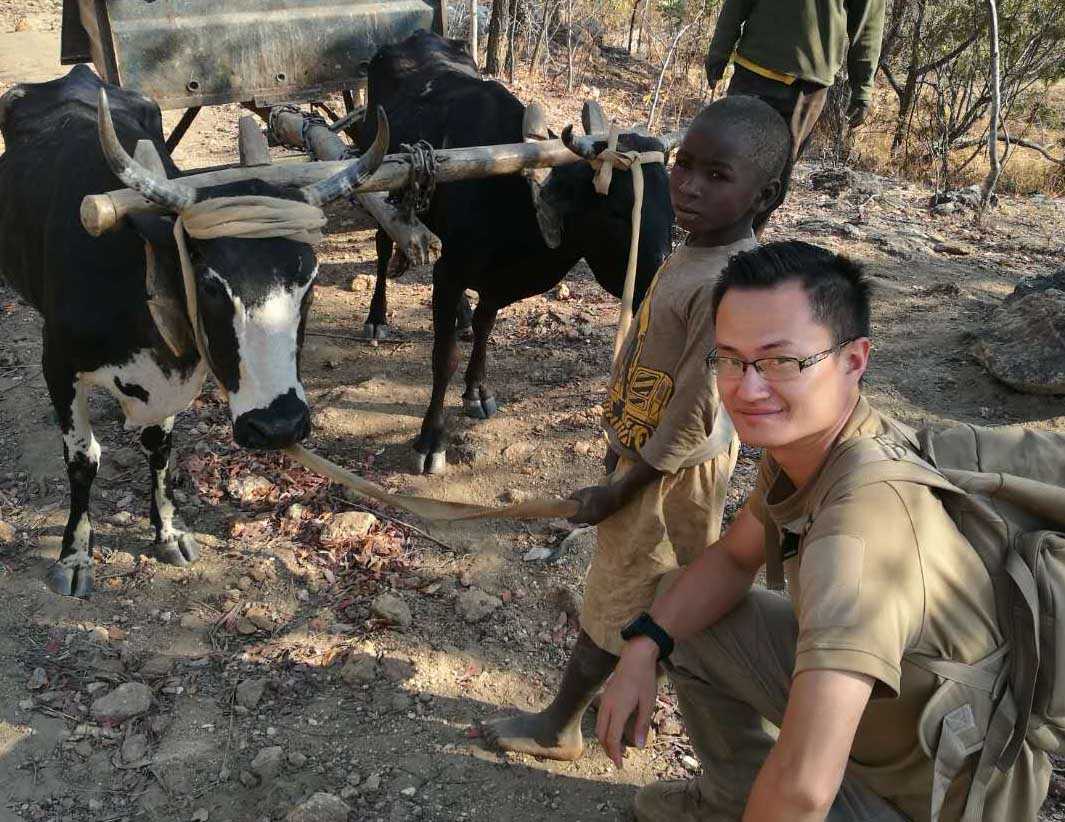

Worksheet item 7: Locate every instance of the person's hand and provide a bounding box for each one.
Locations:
[704,56,727,86]
[846,100,869,127]
[567,483,622,525]
[603,448,620,476]
[596,636,660,768]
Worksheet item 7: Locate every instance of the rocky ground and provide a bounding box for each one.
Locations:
[2,7,1065,822]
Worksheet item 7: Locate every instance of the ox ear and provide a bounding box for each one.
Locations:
[522,103,563,249]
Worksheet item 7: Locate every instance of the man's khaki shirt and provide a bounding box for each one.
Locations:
[749,397,1045,821]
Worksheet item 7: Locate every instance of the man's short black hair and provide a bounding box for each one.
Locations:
[691,96,792,186]
[712,241,872,343]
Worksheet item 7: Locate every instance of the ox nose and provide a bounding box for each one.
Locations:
[233,390,311,450]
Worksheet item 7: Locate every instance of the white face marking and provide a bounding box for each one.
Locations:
[223,265,317,422]
[86,351,207,429]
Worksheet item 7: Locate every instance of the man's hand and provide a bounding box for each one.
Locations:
[846,100,869,127]
[705,56,727,86]
[596,636,660,768]
[568,483,622,525]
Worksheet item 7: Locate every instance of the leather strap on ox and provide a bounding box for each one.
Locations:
[588,124,664,359]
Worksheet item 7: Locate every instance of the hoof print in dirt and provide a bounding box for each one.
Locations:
[155,533,200,566]
[411,449,447,475]
[462,394,498,420]
[45,557,94,598]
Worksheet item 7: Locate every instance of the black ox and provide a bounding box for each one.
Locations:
[0,66,384,596]
[358,31,675,474]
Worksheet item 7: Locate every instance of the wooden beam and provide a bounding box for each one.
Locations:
[82,138,586,236]
[237,115,271,167]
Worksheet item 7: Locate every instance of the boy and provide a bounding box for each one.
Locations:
[483,96,793,760]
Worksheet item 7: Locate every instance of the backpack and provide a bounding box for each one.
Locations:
[765,420,1065,822]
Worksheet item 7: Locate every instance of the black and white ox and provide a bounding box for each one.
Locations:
[0,66,385,597]
[358,31,676,474]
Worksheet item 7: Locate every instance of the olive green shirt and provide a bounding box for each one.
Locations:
[707,0,887,104]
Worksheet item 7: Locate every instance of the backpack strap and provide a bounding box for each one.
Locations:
[807,435,1033,822]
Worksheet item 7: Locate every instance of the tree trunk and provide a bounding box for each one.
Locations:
[469,0,479,66]
[891,0,925,153]
[529,0,557,72]
[486,0,507,74]
[627,0,642,54]
[505,0,520,79]
[565,0,574,92]
[637,0,649,55]
[980,0,1001,213]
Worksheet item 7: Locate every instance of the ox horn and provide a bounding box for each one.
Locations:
[561,124,600,161]
[657,129,685,154]
[97,89,196,212]
[581,100,608,135]
[300,106,390,207]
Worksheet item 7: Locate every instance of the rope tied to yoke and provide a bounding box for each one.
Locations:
[586,124,665,359]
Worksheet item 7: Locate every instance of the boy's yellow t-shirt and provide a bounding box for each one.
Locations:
[602,235,756,473]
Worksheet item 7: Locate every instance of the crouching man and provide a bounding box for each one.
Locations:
[596,241,1050,821]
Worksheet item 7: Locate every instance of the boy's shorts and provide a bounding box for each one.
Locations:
[580,439,739,655]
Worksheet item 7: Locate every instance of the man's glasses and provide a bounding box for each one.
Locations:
[706,339,856,382]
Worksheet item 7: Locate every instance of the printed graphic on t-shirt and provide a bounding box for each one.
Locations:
[603,274,674,451]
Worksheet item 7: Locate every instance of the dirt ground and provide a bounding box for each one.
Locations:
[2,8,1065,822]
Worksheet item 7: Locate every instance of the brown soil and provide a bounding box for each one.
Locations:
[1,10,1065,822]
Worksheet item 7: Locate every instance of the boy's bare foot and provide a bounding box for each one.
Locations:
[483,710,584,761]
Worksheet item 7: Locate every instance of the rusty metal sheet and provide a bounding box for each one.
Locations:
[77,0,440,110]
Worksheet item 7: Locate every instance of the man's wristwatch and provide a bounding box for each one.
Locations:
[621,612,674,661]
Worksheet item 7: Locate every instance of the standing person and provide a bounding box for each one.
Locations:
[705,0,887,233]
[595,241,1050,821]
[480,96,792,761]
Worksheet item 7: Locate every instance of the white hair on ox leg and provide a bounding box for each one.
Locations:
[48,378,101,597]
[139,417,199,567]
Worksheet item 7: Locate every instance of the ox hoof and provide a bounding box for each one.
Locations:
[457,325,474,342]
[363,322,390,341]
[46,557,94,598]
[412,449,447,476]
[463,395,498,420]
[155,533,200,567]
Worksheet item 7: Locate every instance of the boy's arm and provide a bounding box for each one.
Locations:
[569,455,660,525]
[743,670,874,821]
[705,0,757,79]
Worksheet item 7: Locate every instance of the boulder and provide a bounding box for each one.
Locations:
[455,589,502,623]
[321,511,377,543]
[236,678,267,710]
[285,792,350,822]
[973,286,1065,395]
[251,746,285,783]
[371,593,412,627]
[91,682,153,724]
[340,653,379,686]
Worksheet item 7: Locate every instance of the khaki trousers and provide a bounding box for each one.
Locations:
[667,587,910,821]
[581,443,738,656]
